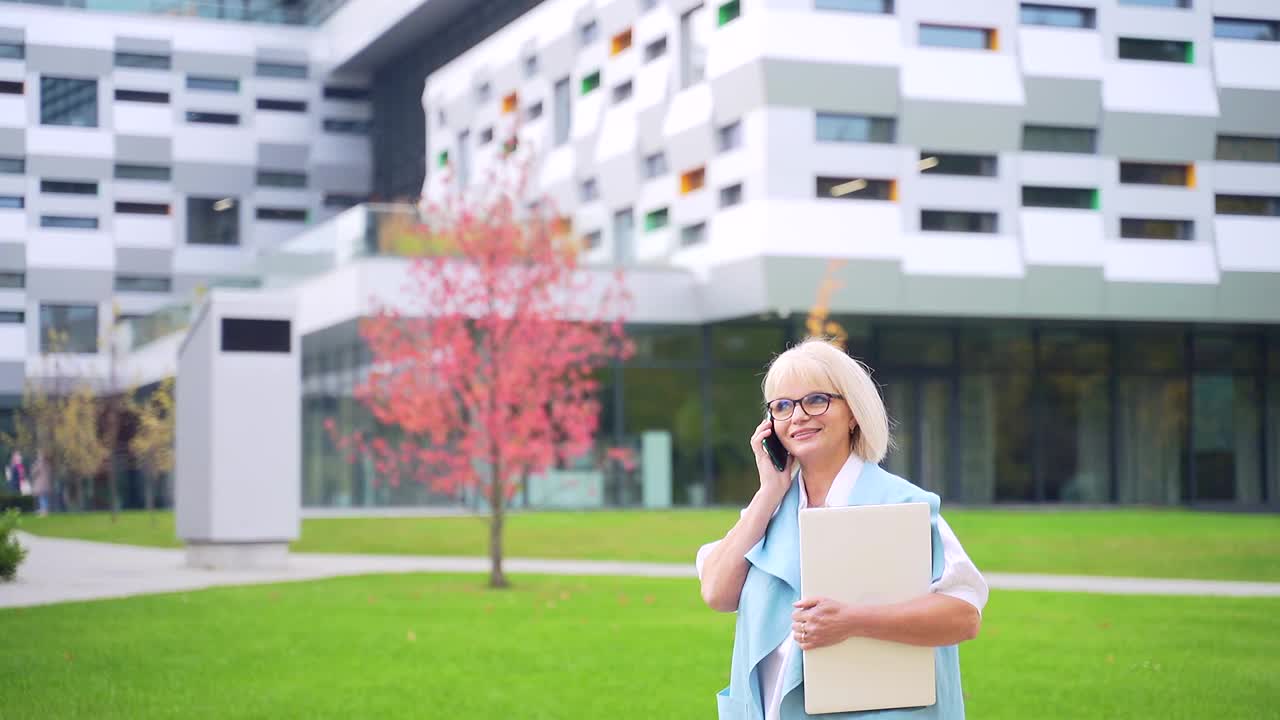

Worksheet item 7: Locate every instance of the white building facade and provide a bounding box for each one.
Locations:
[1,0,1278,510]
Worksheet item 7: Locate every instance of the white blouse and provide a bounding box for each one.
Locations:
[695,455,989,720]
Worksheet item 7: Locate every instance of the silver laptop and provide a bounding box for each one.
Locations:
[798,502,936,714]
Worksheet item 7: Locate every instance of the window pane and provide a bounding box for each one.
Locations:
[1022,186,1097,209]
[41,179,97,195]
[1119,161,1189,186]
[257,170,307,188]
[960,371,1033,501]
[41,77,97,127]
[256,61,308,79]
[0,195,23,209]
[1020,3,1096,28]
[1115,327,1186,372]
[717,120,742,152]
[0,157,24,174]
[1118,37,1193,62]
[40,304,99,353]
[920,151,997,176]
[815,113,895,143]
[1040,330,1110,371]
[816,0,892,12]
[719,183,743,207]
[816,176,894,200]
[919,24,992,50]
[621,367,706,505]
[960,324,1033,371]
[921,210,999,233]
[644,207,669,231]
[0,271,24,289]
[115,163,170,181]
[115,275,171,293]
[553,77,571,146]
[1117,377,1187,503]
[644,37,667,61]
[257,207,308,222]
[186,111,239,125]
[1022,125,1097,153]
[1214,17,1280,42]
[879,327,954,368]
[1193,375,1262,502]
[1215,135,1280,163]
[680,4,709,88]
[187,75,240,92]
[680,222,706,246]
[187,197,240,245]
[321,118,368,134]
[114,52,170,69]
[257,98,307,112]
[612,208,633,264]
[1042,373,1111,501]
[324,86,368,101]
[1120,0,1189,7]
[115,89,169,103]
[1120,218,1194,241]
[40,215,98,229]
[1215,194,1280,217]
[115,201,169,215]
[643,152,668,179]
[0,43,23,60]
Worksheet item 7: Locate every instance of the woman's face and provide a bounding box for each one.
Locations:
[768,378,856,465]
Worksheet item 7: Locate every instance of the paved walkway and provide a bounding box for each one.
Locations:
[4,531,1280,609]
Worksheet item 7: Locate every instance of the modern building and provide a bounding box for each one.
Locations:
[0,0,1278,510]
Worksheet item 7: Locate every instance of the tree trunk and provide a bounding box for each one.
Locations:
[144,471,156,526]
[488,455,508,589]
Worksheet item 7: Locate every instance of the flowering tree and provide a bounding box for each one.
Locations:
[329,157,632,588]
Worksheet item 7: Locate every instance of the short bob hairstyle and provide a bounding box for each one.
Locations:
[762,337,891,463]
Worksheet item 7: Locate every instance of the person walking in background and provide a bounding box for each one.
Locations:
[31,452,51,516]
[5,450,24,496]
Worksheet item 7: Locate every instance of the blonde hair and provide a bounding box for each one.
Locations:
[762,337,891,463]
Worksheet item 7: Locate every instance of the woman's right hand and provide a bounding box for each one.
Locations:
[750,417,793,506]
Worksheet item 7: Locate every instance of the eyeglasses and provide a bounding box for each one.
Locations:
[765,392,843,422]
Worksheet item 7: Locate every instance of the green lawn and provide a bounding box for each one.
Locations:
[19,508,1280,582]
[0,573,1276,719]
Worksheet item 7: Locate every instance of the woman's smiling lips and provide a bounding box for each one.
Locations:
[791,428,821,440]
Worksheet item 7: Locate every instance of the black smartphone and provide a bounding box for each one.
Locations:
[761,417,789,472]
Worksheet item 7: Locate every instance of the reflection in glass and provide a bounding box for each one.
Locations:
[960,373,1032,501]
[1192,375,1261,502]
[1042,373,1109,501]
[1117,377,1187,504]
[622,368,704,505]
[711,369,768,505]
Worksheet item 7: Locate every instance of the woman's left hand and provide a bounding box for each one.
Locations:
[791,597,854,650]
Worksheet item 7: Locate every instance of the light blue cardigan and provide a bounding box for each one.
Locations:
[715,463,965,719]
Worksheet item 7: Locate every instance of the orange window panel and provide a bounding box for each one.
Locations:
[611,29,633,56]
[680,167,706,194]
[502,92,518,114]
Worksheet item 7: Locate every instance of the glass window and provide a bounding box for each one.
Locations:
[475,82,490,102]
[613,208,634,264]
[1116,327,1187,372]
[920,151,997,176]
[815,113,895,143]
[1120,218,1194,241]
[1216,135,1280,163]
[0,157,23,174]
[580,19,599,46]
[717,121,742,152]
[0,42,23,60]
[187,197,240,245]
[256,61,308,79]
[581,71,601,95]
[1022,186,1098,209]
[1042,372,1111,502]
[582,230,602,250]
[115,163,170,181]
[257,98,307,112]
[816,176,895,200]
[0,80,23,95]
[553,77,571,146]
[628,324,704,365]
[1039,329,1110,371]
[919,24,995,50]
[960,324,1033,370]
[921,210,999,233]
[1214,17,1280,42]
[525,101,543,121]
[322,118,368,134]
[1117,376,1188,503]
[815,0,893,12]
[186,111,239,125]
[324,86,369,101]
[1216,194,1280,217]
[456,130,470,187]
[879,327,954,368]
[41,77,97,127]
[257,207,308,222]
[115,201,169,215]
[1193,375,1262,502]
[186,75,239,92]
[257,170,307,188]
[0,271,23,289]
[1119,161,1190,186]
[478,127,494,145]
[712,321,787,365]
[680,222,706,247]
[1119,0,1190,7]
[719,183,743,208]
[643,152,668,179]
[115,89,168,103]
[115,275,171,293]
[40,215,98,229]
[612,80,633,104]
[644,36,667,61]
[717,0,741,26]
[323,193,365,209]
[1118,37,1193,62]
[41,179,97,195]
[621,367,706,506]
[960,370,1033,501]
[680,4,709,88]
[0,195,23,209]
[710,367,771,504]
[40,304,99,353]
[644,207,669,231]
[1022,125,1097,153]
[114,51,170,69]
[524,54,538,77]
[1020,3,1096,28]
[0,310,22,324]
[580,178,599,203]
[881,376,951,494]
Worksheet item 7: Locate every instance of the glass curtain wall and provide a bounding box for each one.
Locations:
[1190,334,1263,503]
[1038,329,1110,502]
[1115,328,1188,504]
[1268,332,1280,505]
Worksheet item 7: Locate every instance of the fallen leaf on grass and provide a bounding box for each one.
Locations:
[64,651,74,663]
[1105,654,1115,664]
[407,630,417,642]
[617,594,630,606]
[643,595,655,605]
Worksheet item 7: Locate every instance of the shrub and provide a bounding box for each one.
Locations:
[0,494,36,513]
[0,508,28,582]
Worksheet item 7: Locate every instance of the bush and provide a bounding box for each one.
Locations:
[1,508,28,581]
[0,494,36,513]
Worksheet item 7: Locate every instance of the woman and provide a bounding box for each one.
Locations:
[697,338,988,719]
[32,451,51,517]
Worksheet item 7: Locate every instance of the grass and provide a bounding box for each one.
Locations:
[0,573,1276,719]
[19,508,1280,582]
